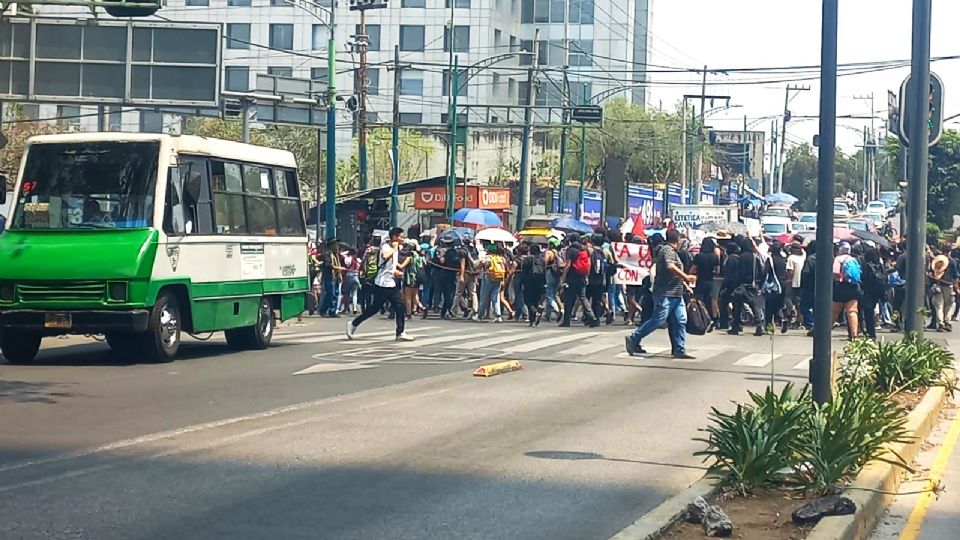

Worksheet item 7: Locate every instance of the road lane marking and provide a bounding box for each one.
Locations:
[446,329,534,349]
[792,359,811,371]
[732,353,781,367]
[283,326,441,344]
[503,332,601,353]
[292,363,377,375]
[899,407,960,540]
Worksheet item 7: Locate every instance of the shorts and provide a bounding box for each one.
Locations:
[626,285,643,301]
[833,282,862,304]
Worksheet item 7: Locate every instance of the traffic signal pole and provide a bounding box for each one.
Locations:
[904,0,933,335]
[324,2,337,240]
[516,29,539,231]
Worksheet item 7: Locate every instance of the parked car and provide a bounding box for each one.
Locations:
[866,200,895,218]
[797,212,817,229]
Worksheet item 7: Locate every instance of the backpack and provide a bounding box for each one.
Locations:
[800,255,816,289]
[487,254,507,281]
[443,247,462,271]
[841,256,862,285]
[525,254,546,278]
[686,298,712,336]
[589,248,606,283]
[571,248,591,277]
[862,260,886,296]
[361,249,381,280]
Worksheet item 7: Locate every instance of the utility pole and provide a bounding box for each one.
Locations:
[904,0,933,335]
[741,115,748,198]
[324,0,338,240]
[777,84,811,193]
[577,85,588,220]
[855,93,876,201]
[768,120,777,196]
[812,0,839,405]
[241,99,251,143]
[695,65,707,205]
[446,56,460,219]
[557,6,571,215]
[390,44,401,228]
[517,29,539,231]
[862,129,869,203]
[357,9,369,191]
[679,99,687,205]
[97,105,106,132]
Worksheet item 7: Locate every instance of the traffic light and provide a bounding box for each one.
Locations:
[105,0,161,17]
[898,72,944,148]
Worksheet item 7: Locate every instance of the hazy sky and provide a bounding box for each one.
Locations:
[645,0,960,155]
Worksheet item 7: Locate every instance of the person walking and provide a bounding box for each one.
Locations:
[928,244,953,331]
[860,244,886,339]
[347,227,414,341]
[340,248,361,315]
[690,236,721,332]
[763,241,788,330]
[478,244,507,322]
[559,233,599,328]
[543,237,564,322]
[784,242,806,331]
[520,244,547,326]
[717,241,740,330]
[831,242,862,340]
[624,230,695,359]
[728,236,766,336]
[318,238,345,318]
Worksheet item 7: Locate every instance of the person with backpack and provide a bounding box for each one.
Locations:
[318,238,345,318]
[832,242,862,340]
[860,244,886,339]
[358,237,382,313]
[927,243,954,332]
[763,241,788,330]
[585,234,609,323]
[559,233,599,328]
[427,238,461,320]
[520,244,547,326]
[478,243,507,322]
[799,240,817,333]
[456,243,479,319]
[543,237,564,322]
[340,248,362,315]
[728,236,766,337]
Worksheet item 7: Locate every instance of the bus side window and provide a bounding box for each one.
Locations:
[163,166,188,235]
[179,156,214,235]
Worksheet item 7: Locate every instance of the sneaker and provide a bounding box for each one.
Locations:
[726,329,740,336]
[557,322,571,328]
[396,332,416,342]
[754,327,765,337]
[346,321,357,340]
[494,317,503,323]
[470,315,480,322]
[673,352,696,360]
[624,336,638,356]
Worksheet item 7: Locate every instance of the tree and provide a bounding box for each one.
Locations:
[781,143,869,212]
[880,130,960,229]
[1,104,60,189]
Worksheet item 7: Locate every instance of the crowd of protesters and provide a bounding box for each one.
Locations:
[306,223,960,346]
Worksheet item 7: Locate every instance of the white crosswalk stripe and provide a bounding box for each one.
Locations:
[792,359,811,371]
[502,332,600,353]
[396,328,486,347]
[446,328,535,349]
[564,338,623,356]
[283,326,442,344]
[732,353,781,367]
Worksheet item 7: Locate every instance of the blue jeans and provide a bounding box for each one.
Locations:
[607,283,624,316]
[479,277,502,319]
[628,295,687,354]
[799,288,815,329]
[545,273,561,319]
[319,279,337,316]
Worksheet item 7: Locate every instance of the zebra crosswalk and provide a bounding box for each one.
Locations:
[274,321,814,372]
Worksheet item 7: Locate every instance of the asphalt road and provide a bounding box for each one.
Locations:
[0,315,853,540]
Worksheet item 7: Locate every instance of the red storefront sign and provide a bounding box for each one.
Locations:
[414,186,510,210]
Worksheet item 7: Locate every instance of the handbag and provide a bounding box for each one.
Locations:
[760,259,782,296]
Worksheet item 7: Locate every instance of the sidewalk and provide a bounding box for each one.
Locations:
[869,337,960,540]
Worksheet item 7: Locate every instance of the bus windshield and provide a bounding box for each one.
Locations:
[11,141,159,230]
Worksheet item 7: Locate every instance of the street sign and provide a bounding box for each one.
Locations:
[898,72,944,148]
[887,89,900,136]
[571,105,603,124]
[349,0,388,10]
[251,74,327,128]
[0,18,221,107]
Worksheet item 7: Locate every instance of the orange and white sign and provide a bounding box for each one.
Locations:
[414,186,510,210]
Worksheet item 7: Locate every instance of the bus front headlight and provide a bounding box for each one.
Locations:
[107,281,128,302]
[0,283,14,302]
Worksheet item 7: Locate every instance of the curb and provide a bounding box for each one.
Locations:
[806,383,951,540]
[608,474,724,540]
[473,359,523,377]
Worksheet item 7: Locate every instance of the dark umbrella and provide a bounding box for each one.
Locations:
[550,216,595,234]
[436,227,475,246]
[852,229,891,249]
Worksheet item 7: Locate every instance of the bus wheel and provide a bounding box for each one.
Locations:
[140,292,180,363]
[0,330,41,364]
[225,297,275,351]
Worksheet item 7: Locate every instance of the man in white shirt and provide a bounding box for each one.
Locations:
[347,227,415,341]
[784,242,806,332]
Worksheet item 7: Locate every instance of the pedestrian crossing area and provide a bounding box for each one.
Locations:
[274,322,814,372]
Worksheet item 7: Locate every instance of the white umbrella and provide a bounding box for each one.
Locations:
[475,227,517,244]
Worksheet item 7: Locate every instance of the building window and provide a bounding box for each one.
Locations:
[533,0,548,22]
[537,40,549,66]
[508,78,517,100]
[226,23,250,49]
[550,0,564,22]
[359,24,381,51]
[184,0,208,6]
[569,40,593,67]
[569,0,593,23]
[518,81,530,105]
[227,0,250,5]
[440,113,468,125]
[442,70,467,97]
[140,110,164,133]
[312,24,330,50]
[571,81,592,104]
[520,0,533,22]
[444,0,469,6]
[355,68,380,96]
[444,26,469,53]
[494,29,502,48]
[399,26,425,52]
[398,112,422,124]
[519,40,533,66]
[401,0,424,7]
[225,66,249,91]
[399,70,423,96]
[270,0,288,5]
[269,24,294,50]
[57,105,80,128]
[310,67,327,84]
[510,35,518,51]
[106,105,122,131]
[493,73,502,96]
[268,66,293,77]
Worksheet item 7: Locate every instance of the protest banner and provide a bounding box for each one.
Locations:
[612,242,653,285]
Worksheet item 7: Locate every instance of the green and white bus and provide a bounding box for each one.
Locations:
[0,133,309,363]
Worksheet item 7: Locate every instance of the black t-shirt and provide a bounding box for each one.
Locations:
[692,252,719,283]
[736,252,763,286]
[895,253,908,281]
[771,254,788,284]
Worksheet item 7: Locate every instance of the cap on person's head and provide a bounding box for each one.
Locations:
[548,237,561,248]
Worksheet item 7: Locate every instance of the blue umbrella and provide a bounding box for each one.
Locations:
[451,208,502,227]
[764,192,799,205]
[550,216,595,234]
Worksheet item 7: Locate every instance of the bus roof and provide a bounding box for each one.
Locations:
[25,133,297,169]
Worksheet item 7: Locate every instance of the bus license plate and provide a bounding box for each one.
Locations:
[44,313,72,329]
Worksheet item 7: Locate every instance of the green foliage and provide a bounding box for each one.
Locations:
[883,130,960,229]
[694,384,810,493]
[793,382,912,493]
[781,143,868,212]
[926,222,942,245]
[843,334,957,394]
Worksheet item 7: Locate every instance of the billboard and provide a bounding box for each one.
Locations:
[549,188,603,225]
[0,18,221,106]
[414,186,510,210]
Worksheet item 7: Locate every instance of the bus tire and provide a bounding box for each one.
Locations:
[0,330,41,364]
[139,292,181,363]
[225,297,275,351]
